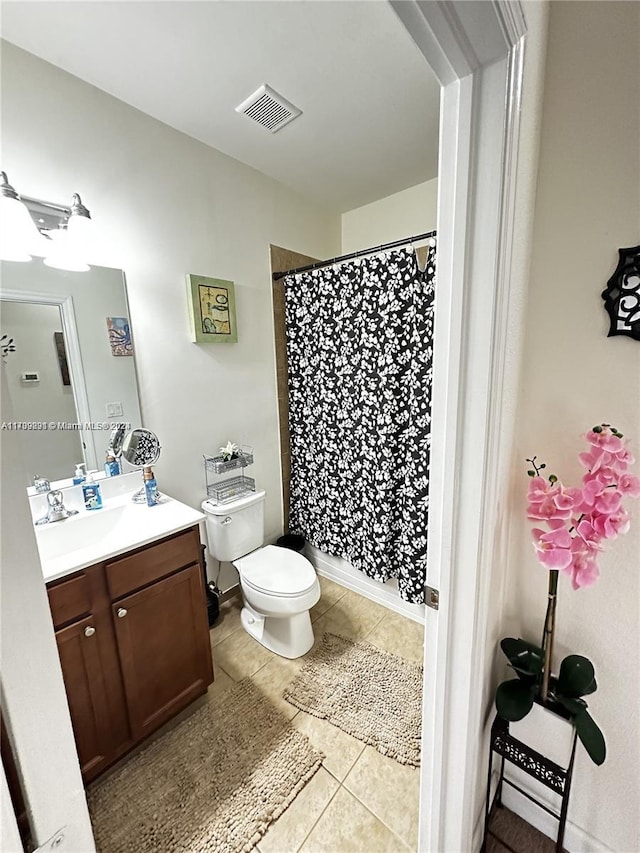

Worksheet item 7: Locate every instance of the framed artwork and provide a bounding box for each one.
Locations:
[106,317,134,356]
[53,331,71,385]
[186,274,238,344]
[602,245,640,341]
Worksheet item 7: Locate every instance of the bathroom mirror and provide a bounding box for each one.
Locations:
[0,258,143,481]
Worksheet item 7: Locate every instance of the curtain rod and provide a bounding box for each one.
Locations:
[272,230,437,280]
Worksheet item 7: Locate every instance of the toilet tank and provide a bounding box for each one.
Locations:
[202,490,266,562]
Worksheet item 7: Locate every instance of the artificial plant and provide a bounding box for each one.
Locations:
[496,424,640,765]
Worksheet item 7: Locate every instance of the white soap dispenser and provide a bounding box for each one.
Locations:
[72,462,86,485]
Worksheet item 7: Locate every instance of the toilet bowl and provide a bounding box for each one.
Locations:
[201,492,320,659]
[235,545,320,658]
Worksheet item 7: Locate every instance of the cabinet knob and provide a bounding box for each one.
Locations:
[117,608,127,618]
[84,626,96,637]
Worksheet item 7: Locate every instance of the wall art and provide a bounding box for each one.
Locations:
[106,317,134,357]
[186,274,238,344]
[602,245,640,341]
[53,331,71,385]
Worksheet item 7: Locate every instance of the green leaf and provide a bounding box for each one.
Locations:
[495,679,536,721]
[556,695,587,716]
[549,475,558,484]
[500,638,544,676]
[573,709,606,765]
[557,655,597,698]
[527,470,536,477]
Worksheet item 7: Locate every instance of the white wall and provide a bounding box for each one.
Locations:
[503,3,640,850]
[341,178,438,254]
[1,301,82,481]
[1,42,341,555]
[1,365,96,851]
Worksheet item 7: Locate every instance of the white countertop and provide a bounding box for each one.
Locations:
[36,492,205,583]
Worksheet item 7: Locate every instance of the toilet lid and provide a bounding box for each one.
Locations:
[236,545,317,596]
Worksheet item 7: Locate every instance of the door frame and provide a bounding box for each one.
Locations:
[1,289,98,471]
[1,3,528,850]
[390,2,527,850]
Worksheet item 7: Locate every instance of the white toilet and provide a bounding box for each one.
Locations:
[201,490,320,658]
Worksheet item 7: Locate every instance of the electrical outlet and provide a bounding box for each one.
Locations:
[106,402,123,418]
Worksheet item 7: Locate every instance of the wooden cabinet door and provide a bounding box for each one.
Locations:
[112,564,213,741]
[55,615,113,780]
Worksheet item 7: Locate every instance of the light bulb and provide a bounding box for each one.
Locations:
[43,229,89,272]
[0,193,41,262]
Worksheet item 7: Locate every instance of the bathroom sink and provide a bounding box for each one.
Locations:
[34,495,205,583]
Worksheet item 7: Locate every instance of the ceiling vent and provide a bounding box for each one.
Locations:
[235,84,302,133]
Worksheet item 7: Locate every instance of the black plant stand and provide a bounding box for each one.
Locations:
[481,712,578,853]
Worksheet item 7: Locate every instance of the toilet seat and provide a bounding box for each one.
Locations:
[235,544,317,597]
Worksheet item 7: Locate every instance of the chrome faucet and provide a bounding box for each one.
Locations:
[35,490,79,525]
[33,474,51,493]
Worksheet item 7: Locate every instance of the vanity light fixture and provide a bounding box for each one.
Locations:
[0,171,43,262]
[0,170,94,272]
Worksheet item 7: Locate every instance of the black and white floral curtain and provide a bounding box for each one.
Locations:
[284,245,435,604]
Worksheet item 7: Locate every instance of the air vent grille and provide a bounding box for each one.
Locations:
[235,84,302,133]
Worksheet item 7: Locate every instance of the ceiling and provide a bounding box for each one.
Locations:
[0,1,440,213]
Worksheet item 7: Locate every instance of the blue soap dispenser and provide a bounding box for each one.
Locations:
[143,466,158,507]
[104,451,121,477]
[82,471,103,511]
[72,462,86,485]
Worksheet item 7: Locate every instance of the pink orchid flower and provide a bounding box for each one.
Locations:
[581,434,634,474]
[568,552,600,589]
[527,425,637,590]
[580,477,606,508]
[579,446,612,473]
[531,526,573,570]
[586,430,625,453]
[593,489,623,515]
[591,510,631,539]
[573,519,604,555]
[610,445,635,471]
[583,467,618,488]
[527,477,579,522]
[618,473,640,497]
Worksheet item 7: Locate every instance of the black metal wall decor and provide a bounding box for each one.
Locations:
[602,245,640,340]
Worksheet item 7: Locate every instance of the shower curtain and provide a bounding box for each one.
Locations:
[284,245,435,604]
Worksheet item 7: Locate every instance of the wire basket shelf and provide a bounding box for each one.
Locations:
[203,445,255,504]
[206,475,256,504]
[203,449,254,475]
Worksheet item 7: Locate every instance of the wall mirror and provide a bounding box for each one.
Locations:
[0,258,142,482]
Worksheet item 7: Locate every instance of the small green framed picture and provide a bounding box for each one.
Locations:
[186,274,238,344]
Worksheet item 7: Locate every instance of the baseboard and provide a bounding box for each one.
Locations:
[500,779,614,853]
[218,584,240,604]
[305,544,425,624]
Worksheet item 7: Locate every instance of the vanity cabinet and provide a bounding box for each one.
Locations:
[46,524,213,783]
[112,564,213,741]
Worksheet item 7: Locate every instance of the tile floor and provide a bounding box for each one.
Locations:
[208,576,425,853]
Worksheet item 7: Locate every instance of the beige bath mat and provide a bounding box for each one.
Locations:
[88,679,324,853]
[284,632,423,766]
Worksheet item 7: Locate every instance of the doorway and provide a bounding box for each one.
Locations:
[0,3,529,851]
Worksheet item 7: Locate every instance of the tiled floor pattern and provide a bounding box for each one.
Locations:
[209,577,425,853]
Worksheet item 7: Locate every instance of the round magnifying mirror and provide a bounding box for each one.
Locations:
[107,423,127,458]
[122,428,162,504]
[121,428,161,468]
